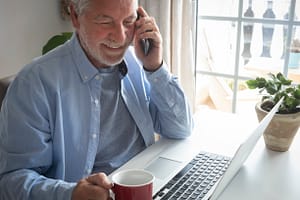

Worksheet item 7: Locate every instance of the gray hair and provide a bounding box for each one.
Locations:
[70,0,138,15]
[70,0,91,15]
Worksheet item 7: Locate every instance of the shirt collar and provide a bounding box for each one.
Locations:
[68,33,98,83]
[69,33,128,82]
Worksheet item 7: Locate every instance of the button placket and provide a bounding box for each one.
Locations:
[85,75,102,176]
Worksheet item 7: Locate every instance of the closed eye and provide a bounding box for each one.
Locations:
[124,20,135,26]
[94,20,112,25]
[123,16,137,26]
[93,15,113,26]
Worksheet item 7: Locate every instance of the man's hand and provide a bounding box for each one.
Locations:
[134,6,163,71]
[72,173,113,200]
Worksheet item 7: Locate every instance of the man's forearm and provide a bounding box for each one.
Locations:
[0,169,76,200]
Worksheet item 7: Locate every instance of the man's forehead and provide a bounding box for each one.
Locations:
[86,0,138,20]
[90,0,138,7]
[84,0,137,14]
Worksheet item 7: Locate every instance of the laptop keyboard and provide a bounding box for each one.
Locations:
[153,151,231,200]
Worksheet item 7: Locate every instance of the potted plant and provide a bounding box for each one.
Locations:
[246,72,300,152]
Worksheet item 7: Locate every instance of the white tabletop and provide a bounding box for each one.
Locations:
[192,108,300,200]
[111,108,300,200]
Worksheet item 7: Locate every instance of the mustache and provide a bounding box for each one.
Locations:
[102,36,134,48]
[103,40,125,48]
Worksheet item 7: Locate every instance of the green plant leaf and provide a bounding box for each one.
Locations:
[265,80,279,94]
[245,79,258,89]
[246,72,300,114]
[294,88,300,99]
[276,72,292,85]
[256,77,267,88]
[62,32,73,38]
[42,32,72,55]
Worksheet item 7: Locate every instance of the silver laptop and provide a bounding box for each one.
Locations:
[109,98,282,200]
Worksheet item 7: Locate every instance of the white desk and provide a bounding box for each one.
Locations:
[111,108,300,200]
[193,108,300,200]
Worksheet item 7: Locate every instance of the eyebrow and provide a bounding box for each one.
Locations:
[94,14,137,21]
[94,15,113,21]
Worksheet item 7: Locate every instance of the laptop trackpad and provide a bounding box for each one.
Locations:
[144,157,182,180]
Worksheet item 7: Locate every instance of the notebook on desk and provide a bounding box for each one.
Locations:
[113,98,283,200]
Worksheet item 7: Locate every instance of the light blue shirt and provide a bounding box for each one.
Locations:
[0,34,193,200]
[92,65,146,174]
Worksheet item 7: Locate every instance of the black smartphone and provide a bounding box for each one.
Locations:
[141,38,150,56]
[137,12,151,56]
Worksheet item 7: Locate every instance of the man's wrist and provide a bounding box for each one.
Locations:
[143,60,163,72]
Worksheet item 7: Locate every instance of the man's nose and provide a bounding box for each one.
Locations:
[112,24,127,43]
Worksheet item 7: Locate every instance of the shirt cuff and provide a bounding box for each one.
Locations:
[144,61,171,86]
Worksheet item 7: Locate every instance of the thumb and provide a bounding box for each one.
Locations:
[86,172,113,189]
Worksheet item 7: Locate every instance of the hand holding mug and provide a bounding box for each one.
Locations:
[71,172,113,200]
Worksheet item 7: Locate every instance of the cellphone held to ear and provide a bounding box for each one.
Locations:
[137,12,151,56]
[140,38,150,56]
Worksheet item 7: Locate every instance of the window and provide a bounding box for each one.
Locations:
[194,0,300,116]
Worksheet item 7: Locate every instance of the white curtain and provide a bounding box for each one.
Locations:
[139,0,196,112]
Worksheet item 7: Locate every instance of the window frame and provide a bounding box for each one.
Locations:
[194,0,300,113]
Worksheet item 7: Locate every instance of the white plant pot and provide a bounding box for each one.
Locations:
[255,102,300,152]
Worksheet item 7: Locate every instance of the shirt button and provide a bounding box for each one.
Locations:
[94,99,99,105]
[95,75,100,80]
[86,168,92,175]
[92,134,97,139]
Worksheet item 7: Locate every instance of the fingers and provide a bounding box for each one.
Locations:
[86,172,113,190]
[137,6,148,18]
[136,6,158,38]
[71,173,113,200]
[136,16,160,44]
[134,6,163,70]
[72,179,110,200]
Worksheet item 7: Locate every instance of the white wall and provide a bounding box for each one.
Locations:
[0,0,73,78]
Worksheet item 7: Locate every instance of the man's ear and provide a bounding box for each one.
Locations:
[69,3,80,29]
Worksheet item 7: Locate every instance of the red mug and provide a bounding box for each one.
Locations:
[111,169,155,200]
